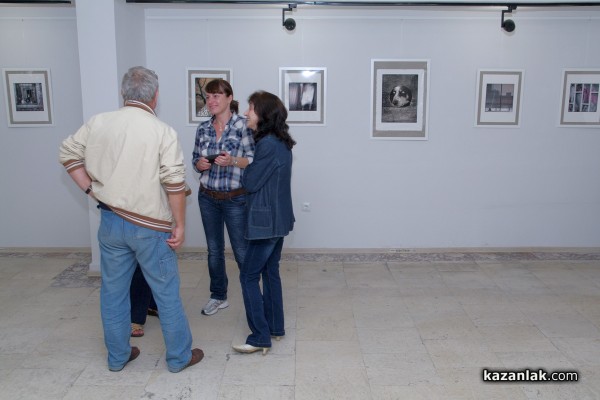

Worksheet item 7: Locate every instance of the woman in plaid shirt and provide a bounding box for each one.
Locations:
[191,79,255,316]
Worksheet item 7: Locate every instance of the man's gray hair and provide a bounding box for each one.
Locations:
[121,66,159,103]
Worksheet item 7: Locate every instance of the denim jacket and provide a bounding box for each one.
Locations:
[242,134,295,240]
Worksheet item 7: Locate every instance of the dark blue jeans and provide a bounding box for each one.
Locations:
[239,237,286,348]
[130,265,157,325]
[198,191,247,301]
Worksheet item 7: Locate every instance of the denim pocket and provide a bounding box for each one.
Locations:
[98,210,115,242]
[157,237,177,279]
[134,226,161,240]
[249,206,272,228]
[229,194,246,206]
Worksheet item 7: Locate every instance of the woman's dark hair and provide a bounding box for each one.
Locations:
[205,78,238,114]
[247,91,296,149]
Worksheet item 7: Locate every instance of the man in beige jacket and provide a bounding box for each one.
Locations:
[59,66,202,373]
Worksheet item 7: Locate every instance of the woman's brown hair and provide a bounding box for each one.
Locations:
[205,79,238,114]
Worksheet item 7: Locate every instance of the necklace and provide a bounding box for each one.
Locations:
[214,119,226,132]
[214,112,231,133]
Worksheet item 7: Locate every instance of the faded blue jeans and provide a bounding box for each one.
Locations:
[98,209,193,372]
[239,237,286,347]
[198,191,247,301]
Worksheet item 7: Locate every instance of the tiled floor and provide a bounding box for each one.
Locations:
[1,249,600,399]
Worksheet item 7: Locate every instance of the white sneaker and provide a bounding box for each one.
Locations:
[201,298,229,315]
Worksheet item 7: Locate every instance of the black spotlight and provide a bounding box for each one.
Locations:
[502,19,516,32]
[283,18,296,31]
[501,5,517,32]
[282,3,297,31]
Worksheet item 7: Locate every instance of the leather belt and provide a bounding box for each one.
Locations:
[200,186,246,200]
[97,201,112,211]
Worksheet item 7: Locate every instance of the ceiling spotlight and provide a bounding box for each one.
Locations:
[283,3,297,31]
[501,5,517,33]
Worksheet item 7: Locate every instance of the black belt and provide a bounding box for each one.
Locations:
[97,201,112,211]
[200,186,246,200]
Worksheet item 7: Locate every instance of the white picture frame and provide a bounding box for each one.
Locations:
[559,69,600,127]
[279,67,326,125]
[370,59,429,140]
[187,68,232,125]
[3,68,53,127]
[475,70,523,127]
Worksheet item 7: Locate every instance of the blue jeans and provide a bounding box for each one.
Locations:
[239,237,286,347]
[98,209,193,372]
[198,191,247,300]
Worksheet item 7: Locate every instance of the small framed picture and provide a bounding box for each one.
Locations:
[475,70,523,127]
[370,59,430,140]
[187,68,232,125]
[3,68,53,127]
[279,67,326,125]
[559,69,600,127]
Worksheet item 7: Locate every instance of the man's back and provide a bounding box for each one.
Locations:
[58,66,202,373]
[60,104,186,232]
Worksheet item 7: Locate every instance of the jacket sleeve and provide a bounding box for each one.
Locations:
[159,127,188,195]
[58,123,90,172]
[242,138,277,193]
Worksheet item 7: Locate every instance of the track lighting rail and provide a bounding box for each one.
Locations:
[125,0,600,6]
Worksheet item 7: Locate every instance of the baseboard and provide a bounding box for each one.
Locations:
[2,246,600,254]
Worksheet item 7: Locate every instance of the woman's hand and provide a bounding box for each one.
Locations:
[214,152,232,167]
[196,157,212,171]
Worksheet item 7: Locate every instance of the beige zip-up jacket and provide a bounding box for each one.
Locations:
[59,104,188,232]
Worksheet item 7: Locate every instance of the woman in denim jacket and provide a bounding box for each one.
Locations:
[233,91,296,355]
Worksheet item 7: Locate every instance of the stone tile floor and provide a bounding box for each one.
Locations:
[0,249,599,399]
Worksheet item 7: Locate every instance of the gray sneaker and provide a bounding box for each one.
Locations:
[201,298,229,315]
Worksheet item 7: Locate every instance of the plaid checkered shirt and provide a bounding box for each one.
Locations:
[191,113,255,192]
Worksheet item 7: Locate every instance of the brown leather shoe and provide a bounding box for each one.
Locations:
[128,346,141,363]
[176,348,204,373]
[147,308,159,317]
[109,346,140,372]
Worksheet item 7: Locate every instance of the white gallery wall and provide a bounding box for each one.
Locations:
[1,2,599,250]
[0,6,88,247]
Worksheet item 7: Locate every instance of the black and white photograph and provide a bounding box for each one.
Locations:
[475,70,523,127]
[288,82,317,111]
[381,73,418,123]
[187,68,231,125]
[485,83,515,112]
[3,68,53,127]
[280,67,326,125]
[560,69,600,127]
[371,60,429,140]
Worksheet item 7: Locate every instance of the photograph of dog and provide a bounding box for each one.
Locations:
[389,85,412,108]
[381,74,418,123]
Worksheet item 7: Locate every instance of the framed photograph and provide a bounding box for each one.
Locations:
[559,69,600,127]
[279,67,326,125]
[187,68,232,125]
[3,68,53,127]
[476,70,523,127]
[370,59,429,140]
